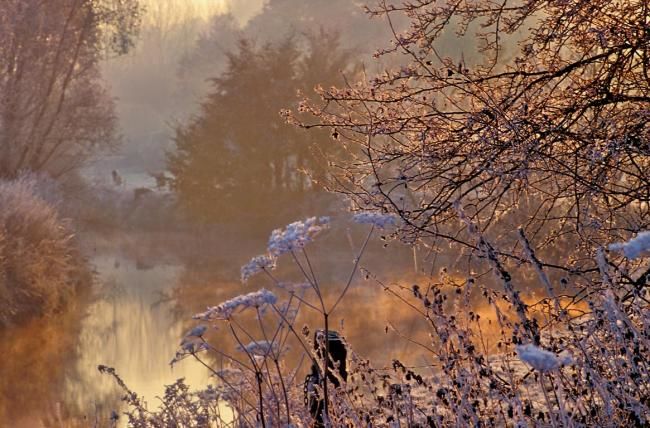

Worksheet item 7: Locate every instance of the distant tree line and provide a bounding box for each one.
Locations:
[167,31,358,223]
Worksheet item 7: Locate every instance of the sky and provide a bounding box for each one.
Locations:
[218,0,268,25]
[145,0,268,27]
[91,0,270,187]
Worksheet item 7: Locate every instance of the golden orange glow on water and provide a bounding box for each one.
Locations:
[0,232,593,427]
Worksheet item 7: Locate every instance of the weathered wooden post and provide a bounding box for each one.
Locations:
[304,330,348,426]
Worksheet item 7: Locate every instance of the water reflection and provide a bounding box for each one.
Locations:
[0,250,215,426]
[66,254,211,425]
[172,257,441,371]
[0,303,87,427]
[3,227,565,426]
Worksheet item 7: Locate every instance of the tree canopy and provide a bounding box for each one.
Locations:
[293,0,650,280]
[167,32,356,223]
[0,0,142,179]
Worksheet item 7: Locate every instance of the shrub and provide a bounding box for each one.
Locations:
[0,174,88,326]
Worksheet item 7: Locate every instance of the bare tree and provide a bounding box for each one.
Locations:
[291,0,650,279]
[0,0,142,179]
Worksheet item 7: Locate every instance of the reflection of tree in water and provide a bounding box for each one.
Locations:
[66,256,211,420]
[0,294,96,426]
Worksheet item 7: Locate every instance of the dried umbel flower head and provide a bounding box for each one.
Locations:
[267,216,330,257]
[352,212,398,229]
[184,325,208,338]
[609,231,650,259]
[237,340,278,357]
[193,289,278,321]
[241,254,276,282]
[516,343,573,372]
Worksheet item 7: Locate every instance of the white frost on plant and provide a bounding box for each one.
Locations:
[193,289,277,321]
[267,216,330,257]
[181,341,208,353]
[276,281,311,293]
[609,231,650,259]
[241,254,276,282]
[184,325,207,338]
[170,341,209,365]
[213,367,244,383]
[516,343,573,372]
[179,326,209,352]
[352,211,398,229]
[276,301,299,323]
[237,340,277,356]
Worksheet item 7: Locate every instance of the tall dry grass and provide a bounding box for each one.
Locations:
[0,173,90,326]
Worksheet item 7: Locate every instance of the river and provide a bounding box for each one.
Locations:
[2,224,431,426]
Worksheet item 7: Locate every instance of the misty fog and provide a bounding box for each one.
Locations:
[1,1,421,425]
[2,0,647,426]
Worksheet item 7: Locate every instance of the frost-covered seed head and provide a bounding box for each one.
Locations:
[240,255,276,282]
[193,289,278,321]
[237,340,277,356]
[609,231,650,259]
[184,325,207,338]
[516,343,572,372]
[352,212,398,229]
[267,216,330,257]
